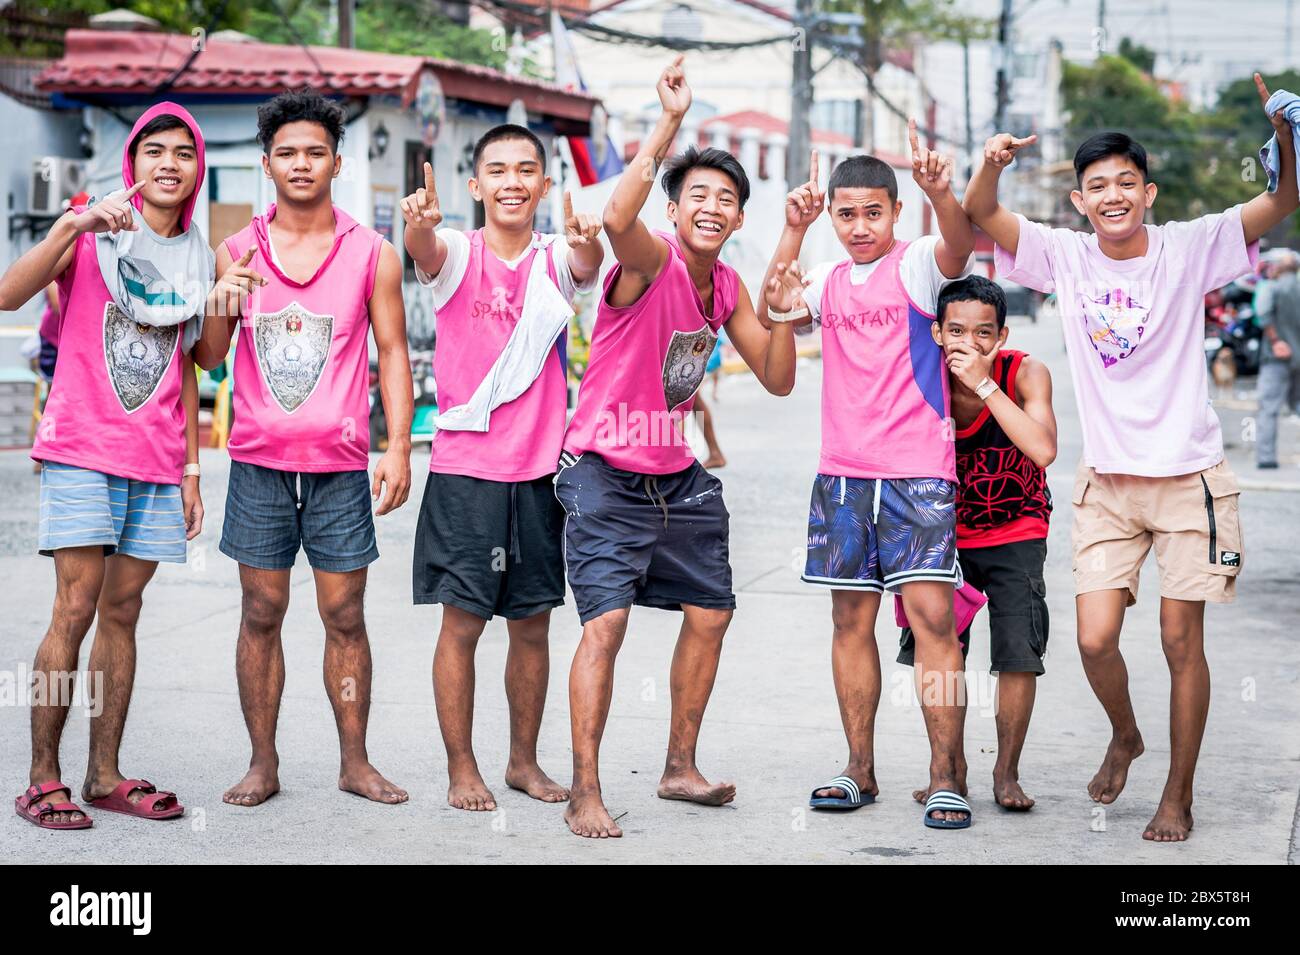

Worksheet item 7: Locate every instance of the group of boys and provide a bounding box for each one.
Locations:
[6,60,1295,843]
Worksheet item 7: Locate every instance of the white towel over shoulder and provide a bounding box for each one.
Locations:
[434,234,575,432]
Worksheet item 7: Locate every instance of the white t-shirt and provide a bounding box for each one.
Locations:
[802,235,970,321]
[415,228,592,306]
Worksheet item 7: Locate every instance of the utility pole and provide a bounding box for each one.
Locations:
[994,0,1012,133]
[787,0,814,188]
[338,0,354,49]
[962,35,973,180]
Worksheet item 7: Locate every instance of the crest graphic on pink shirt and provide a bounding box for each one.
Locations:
[103,302,179,413]
[253,302,333,413]
[1078,287,1150,368]
[662,326,718,411]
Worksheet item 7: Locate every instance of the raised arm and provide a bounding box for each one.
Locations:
[909,118,974,277]
[369,241,413,516]
[756,148,821,326]
[401,161,450,278]
[949,346,1057,469]
[0,181,144,312]
[602,56,692,298]
[724,279,796,396]
[962,133,1038,257]
[562,190,604,285]
[1242,73,1300,246]
[194,243,264,371]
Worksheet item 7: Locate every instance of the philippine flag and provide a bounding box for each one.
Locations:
[551,10,624,185]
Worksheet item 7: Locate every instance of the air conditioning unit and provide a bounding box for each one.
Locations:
[29,157,87,216]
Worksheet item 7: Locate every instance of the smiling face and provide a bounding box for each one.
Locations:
[131,125,198,210]
[829,186,901,264]
[470,136,549,227]
[667,167,743,255]
[263,120,341,205]
[1071,155,1157,244]
[933,298,1008,357]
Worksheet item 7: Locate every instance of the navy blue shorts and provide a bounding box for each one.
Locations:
[802,474,960,592]
[554,452,735,624]
[220,460,378,573]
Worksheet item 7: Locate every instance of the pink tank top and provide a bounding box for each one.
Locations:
[429,229,567,482]
[819,240,956,482]
[564,230,737,475]
[225,205,383,473]
[32,230,186,484]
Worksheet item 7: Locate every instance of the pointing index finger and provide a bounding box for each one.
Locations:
[423,161,436,195]
[564,190,574,221]
[908,117,920,155]
[124,180,147,199]
[809,148,819,187]
[1255,72,1272,108]
[237,247,256,267]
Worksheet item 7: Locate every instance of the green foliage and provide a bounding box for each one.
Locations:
[1116,37,1155,74]
[242,0,504,68]
[1062,54,1289,234]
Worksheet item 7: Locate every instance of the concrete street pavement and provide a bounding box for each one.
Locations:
[2,315,1298,864]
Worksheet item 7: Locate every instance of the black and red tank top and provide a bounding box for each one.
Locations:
[955,349,1052,548]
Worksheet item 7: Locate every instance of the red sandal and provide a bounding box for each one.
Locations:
[86,778,185,820]
[14,780,93,830]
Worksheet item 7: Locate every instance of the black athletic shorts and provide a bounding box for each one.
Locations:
[898,537,1049,675]
[413,470,566,621]
[553,451,735,624]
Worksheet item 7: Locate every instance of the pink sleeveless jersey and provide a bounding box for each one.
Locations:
[429,229,567,482]
[32,231,186,484]
[564,230,737,475]
[819,240,956,482]
[225,205,383,473]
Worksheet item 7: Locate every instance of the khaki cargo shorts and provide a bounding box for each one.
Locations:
[1071,459,1243,605]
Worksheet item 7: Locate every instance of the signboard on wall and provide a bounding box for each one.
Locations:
[415,69,446,148]
[372,186,396,245]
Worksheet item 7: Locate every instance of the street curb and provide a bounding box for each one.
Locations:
[1237,478,1300,493]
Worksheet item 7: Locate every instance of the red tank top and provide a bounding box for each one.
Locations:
[954,349,1051,548]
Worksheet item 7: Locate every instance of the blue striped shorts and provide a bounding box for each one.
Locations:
[38,463,187,564]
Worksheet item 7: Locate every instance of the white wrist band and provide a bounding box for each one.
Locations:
[768,305,809,323]
[183,464,201,478]
[975,377,998,401]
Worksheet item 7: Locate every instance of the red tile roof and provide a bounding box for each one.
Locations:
[699,109,909,168]
[37,30,600,127]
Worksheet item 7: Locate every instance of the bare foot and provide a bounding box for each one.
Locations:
[223,764,280,807]
[657,767,736,806]
[505,762,569,803]
[993,768,1035,811]
[27,785,85,825]
[1143,798,1193,842]
[1087,732,1144,804]
[565,789,623,838]
[812,764,878,802]
[339,761,408,804]
[701,454,727,470]
[447,765,496,811]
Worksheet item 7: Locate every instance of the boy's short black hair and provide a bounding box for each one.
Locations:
[661,146,750,208]
[257,89,346,154]
[1072,131,1148,184]
[472,123,547,172]
[129,114,192,160]
[937,275,1008,330]
[827,155,898,204]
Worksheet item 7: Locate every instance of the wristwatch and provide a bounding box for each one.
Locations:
[975,377,999,401]
[768,305,809,323]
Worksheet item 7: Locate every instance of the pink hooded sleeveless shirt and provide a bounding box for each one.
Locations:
[31,102,206,485]
[564,230,737,475]
[224,204,383,473]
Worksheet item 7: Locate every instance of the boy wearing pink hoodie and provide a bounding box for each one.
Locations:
[3,103,214,829]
